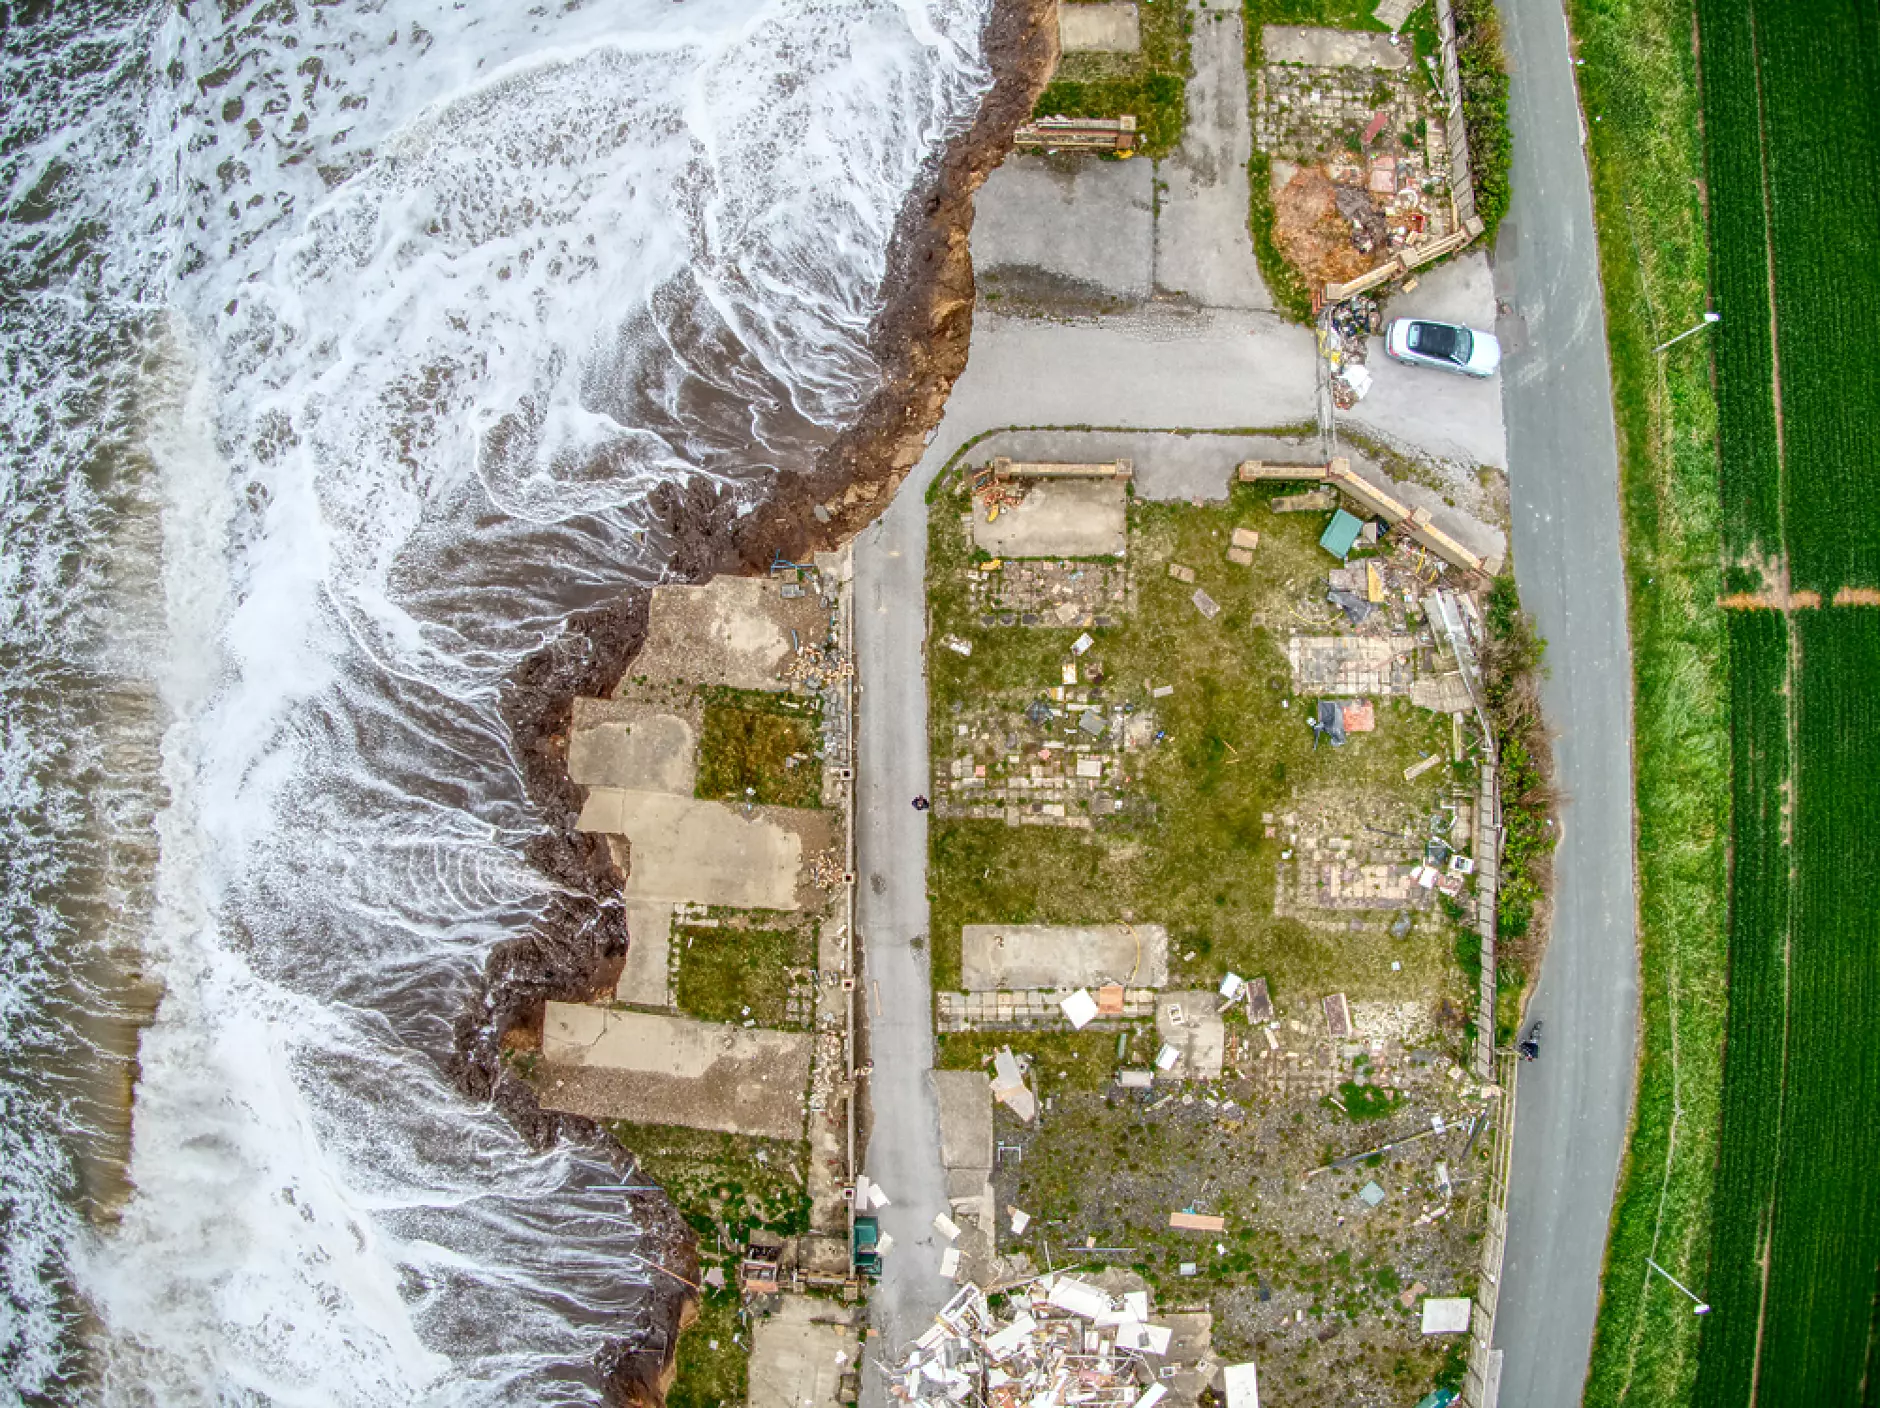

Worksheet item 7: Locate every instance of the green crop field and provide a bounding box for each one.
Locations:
[1580,0,1880,1401]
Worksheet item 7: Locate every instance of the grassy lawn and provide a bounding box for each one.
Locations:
[667,1293,748,1408]
[927,474,1472,1013]
[671,911,816,1029]
[605,1122,812,1246]
[935,1029,1129,1094]
[1034,0,1192,157]
[694,687,823,809]
[1563,0,1728,1401]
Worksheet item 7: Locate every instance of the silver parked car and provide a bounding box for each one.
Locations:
[1384,318,1502,378]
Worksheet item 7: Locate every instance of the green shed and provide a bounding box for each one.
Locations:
[1319,508,1364,560]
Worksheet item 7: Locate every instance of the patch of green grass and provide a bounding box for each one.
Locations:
[604,1122,811,1244]
[935,1029,1127,1094]
[1332,1081,1402,1120]
[1239,12,1315,322]
[1036,0,1192,157]
[667,1293,748,1408]
[671,916,815,1028]
[694,688,823,808]
[927,473,1474,1007]
[1567,0,1729,1399]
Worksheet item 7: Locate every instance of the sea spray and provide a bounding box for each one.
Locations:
[0,0,993,1397]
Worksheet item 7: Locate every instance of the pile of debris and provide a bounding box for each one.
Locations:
[780,643,856,691]
[805,848,849,890]
[971,464,1031,522]
[1321,292,1383,409]
[889,1278,1232,1408]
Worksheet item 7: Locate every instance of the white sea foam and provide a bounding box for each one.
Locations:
[0,0,991,1397]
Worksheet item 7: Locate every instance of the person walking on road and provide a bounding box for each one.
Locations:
[911,795,930,811]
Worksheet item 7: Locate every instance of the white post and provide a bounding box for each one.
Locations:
[1646,1256,1712,1315]
[1651,311,1721,354]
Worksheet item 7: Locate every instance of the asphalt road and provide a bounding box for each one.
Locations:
[1489,0,1641,1401]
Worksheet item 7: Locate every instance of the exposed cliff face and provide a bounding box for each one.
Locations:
[448,1,1061,1399]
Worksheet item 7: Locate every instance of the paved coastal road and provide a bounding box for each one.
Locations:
[1490,0,1641,1401]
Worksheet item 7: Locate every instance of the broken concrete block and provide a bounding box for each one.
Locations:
[1231,527,1260,550]
[1226,547,1254,566]
[1191,589,1220,620]
[1168,563,1196,583]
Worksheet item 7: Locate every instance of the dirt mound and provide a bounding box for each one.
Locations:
[1273,165,1376,288]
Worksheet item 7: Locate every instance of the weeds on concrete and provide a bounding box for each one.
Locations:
[606,1122,812,1247]
[935,1029,1128,1094]
[1034,0,1193,157]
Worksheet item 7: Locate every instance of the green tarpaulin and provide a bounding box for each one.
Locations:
[1319,508,1363,559]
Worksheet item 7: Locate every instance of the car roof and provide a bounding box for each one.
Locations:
[1407,320,1469,363]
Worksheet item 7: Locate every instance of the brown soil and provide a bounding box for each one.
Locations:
[1273,166,1376,288]
[445,0,1063,1400]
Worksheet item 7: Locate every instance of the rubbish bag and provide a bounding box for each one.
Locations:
[1314,699,1348,747]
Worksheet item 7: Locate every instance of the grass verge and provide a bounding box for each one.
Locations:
[1034,0,1192,157]
[1566,0,1729,1400]
[1451,0,1512,240]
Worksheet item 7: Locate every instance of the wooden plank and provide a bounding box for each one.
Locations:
[1236,459,1329,482]
[1169,1211,1228,1233]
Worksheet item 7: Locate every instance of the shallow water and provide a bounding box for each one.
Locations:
[0,0,989,1399]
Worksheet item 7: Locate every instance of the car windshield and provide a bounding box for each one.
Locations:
[1409,322,1471,364]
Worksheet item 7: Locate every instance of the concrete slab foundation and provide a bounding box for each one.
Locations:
[615,901,673,1007]
[1155,991,1226,1080]
[539,1004,812,1140]
[627,577,829,693]
[575,789,805,910]
[969,479,1128,560]
[1060,2,1140,51]
[960,923,1169,992]
[568,699,697,794]
[749,1296,861,1408]
[932,1070,994,1173]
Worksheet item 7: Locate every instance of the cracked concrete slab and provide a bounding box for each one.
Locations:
[960,923,1169,992]
[568,699,697,793]
[969,478,1128,558]
[538,1004,811,1140]
[575,789,805,910]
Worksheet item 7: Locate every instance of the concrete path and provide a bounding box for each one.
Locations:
[1156,3,1274,310]
[1349,254,1509,470]
[1487,0,1640,1402]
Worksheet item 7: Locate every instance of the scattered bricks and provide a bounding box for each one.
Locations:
[1231,528,1260,551]
[1168,563,1197,583]
[1226,547,1254,566]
